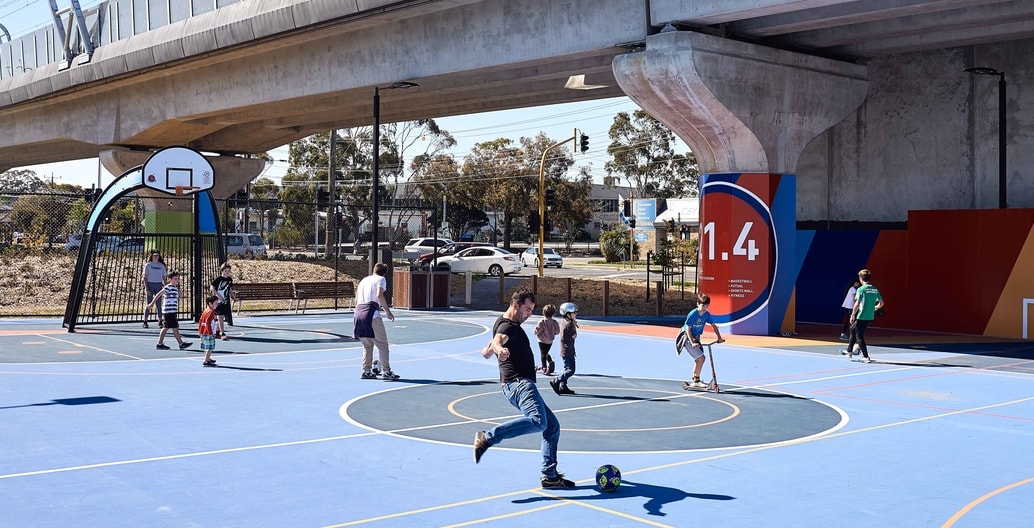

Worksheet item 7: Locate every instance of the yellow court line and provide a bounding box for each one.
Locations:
[941,476,1034,527]
[440,501,568,528]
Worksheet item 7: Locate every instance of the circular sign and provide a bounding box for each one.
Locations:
[698,180,776,324]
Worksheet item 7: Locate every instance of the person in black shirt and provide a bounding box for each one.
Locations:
[473,288,573,489]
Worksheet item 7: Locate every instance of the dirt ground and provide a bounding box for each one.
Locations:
[0,254,695,317]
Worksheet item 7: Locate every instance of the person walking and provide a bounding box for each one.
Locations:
[839,277,861,340]
[354,262,399,381]
[210,262,234,339]
[532,304,559,375]
[147,271,192,350]
[678,294,724,388]
[549,302,579,396]
[198,295,220,367]
[473,288,574,489]
[842,268,884,363]
[142,249,166,328]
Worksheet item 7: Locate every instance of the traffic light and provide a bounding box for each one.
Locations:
[316,189,330,208]
[668,219,676,233]
[629,218,636,229]
[528,211,540,231]
[579,133,589,154]
[545,187,555,209]
[622,199,631,218]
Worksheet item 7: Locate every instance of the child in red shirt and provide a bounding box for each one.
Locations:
[199,295,219,367]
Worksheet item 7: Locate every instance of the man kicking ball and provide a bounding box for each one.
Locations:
[474,288,574,489]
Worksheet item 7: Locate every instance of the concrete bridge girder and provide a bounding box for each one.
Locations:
[613,31,869,175]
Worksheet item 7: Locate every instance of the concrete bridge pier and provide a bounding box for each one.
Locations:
[612,31,869,334]
[612,30,869,175]
[100,148,267,234]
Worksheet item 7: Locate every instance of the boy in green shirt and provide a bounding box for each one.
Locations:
[841,268,884,363]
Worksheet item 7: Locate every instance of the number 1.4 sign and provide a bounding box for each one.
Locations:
[702,221,761,261]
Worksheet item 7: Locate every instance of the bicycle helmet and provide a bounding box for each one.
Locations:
[559,302,578,315]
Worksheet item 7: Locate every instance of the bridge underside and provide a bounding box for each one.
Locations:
[1,0,1032,170]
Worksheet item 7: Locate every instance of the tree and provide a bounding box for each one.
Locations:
[549,167,594,249]
[247,177,281,239]
[411,153,461,236]
[380,119,456,241]
[0,169,46,193]
[460,138,528,249]
[603,110,699,198]
[519,133,578,243]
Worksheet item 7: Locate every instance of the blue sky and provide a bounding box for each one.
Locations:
[2,1,672,189]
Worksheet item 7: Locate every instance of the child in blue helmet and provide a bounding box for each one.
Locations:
[549,302,579,395]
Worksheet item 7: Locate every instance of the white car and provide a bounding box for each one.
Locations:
[65,234,121,252]
[403,237,453,260]
[521,247,564,268]
[223,233,267,257]
[437,246,522,276]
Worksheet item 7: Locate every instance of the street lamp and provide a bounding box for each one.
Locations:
[371,81,419,268]
[965,67,1007,209]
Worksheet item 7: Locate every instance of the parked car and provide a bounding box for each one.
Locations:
[223,233,267,257]
[115,237,146,253]
[520,247,564,268]
[415,242,491,265]
[403,237,453,260]
[437,246,522,276]
[65,234,121,252]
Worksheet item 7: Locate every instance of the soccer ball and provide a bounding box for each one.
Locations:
[595,464,621,492]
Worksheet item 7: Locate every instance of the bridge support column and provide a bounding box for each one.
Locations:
[612,31,868,335]
[612,30,868,174]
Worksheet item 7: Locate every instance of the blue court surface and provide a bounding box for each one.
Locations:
[1,311,1032,527]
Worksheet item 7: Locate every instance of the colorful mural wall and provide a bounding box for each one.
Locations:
[794,209,1034,340]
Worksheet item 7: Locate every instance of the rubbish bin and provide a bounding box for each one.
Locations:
[393,265,450,309]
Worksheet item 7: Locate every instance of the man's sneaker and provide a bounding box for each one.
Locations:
[839,333,849,340]
[560,386,576,395]
[862,357,873,363]
[143,322,149,329]
[360,371,377,380]
[549,378,562,395]
[691,378,706,388]
[155,343,170,350]
[541,474,575,489]
[840,349,852,357]
[473,431,490,463]
[179,342,192,350]
[381,370,400,381]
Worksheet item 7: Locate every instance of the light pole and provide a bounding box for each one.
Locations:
[371,81,419,269]
[965,67,1007,209]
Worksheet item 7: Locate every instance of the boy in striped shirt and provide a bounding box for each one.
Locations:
[148,271,192,351]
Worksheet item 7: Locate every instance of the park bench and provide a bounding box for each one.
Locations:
[232,282,298,315]
[292,281,357,313]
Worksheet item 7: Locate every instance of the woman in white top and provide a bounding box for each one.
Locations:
[142,249,166,328]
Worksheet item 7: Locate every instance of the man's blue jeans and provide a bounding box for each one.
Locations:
[486,378,560,479]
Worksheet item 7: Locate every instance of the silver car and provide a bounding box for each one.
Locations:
[437,247,522,276]
[521,247,564,268]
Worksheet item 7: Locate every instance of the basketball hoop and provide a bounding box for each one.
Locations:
[174,185,201,196]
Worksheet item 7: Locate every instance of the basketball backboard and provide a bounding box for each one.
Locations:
[141,147,215,195]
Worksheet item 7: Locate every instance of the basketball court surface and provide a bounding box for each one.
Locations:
[1,311,1032,527]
